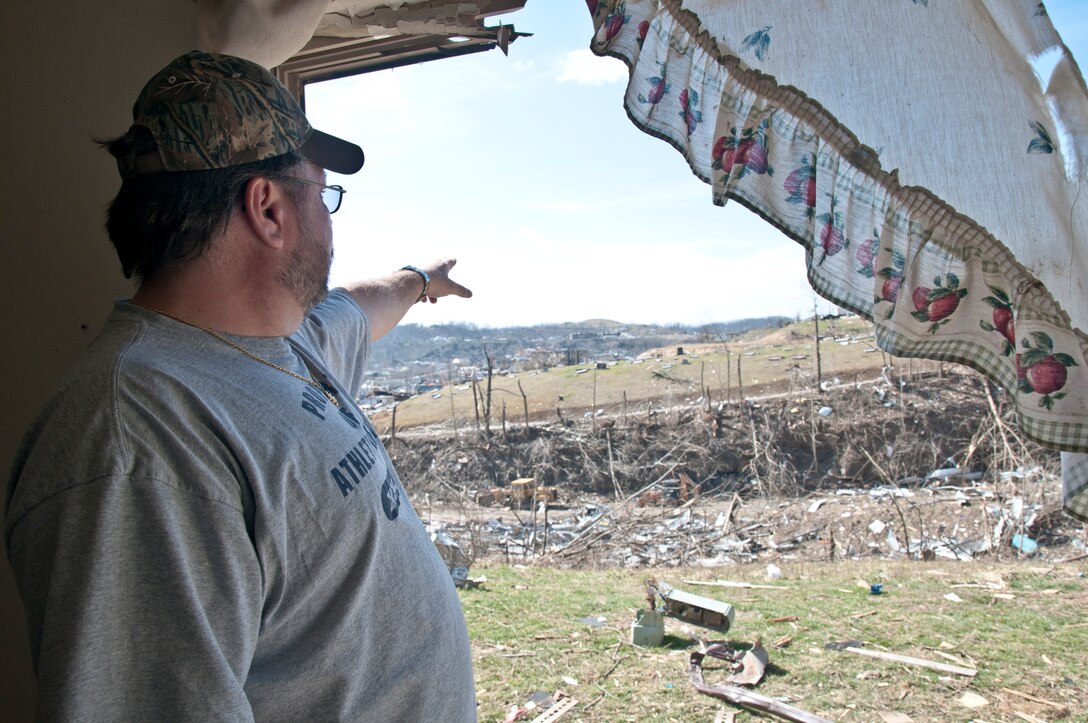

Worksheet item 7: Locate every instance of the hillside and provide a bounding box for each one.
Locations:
[365,315,792,370]
[368,315,940,433]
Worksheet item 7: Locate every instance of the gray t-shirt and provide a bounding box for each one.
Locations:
[5,290,475,721]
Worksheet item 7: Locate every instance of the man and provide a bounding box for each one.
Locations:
[5,51,476,720]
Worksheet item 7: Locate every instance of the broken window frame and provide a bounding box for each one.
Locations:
[274,0,528,102]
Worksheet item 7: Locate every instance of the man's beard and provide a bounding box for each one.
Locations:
[279,235,332,313]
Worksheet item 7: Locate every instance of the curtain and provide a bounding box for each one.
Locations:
[587,0,1088,518]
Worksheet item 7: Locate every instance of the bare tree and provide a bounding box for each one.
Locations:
[483,347,495,438]
[517,379,530,429]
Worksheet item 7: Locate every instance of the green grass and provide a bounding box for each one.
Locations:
[461,561,1088,721]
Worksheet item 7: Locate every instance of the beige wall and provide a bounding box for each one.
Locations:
[0,2,198,717]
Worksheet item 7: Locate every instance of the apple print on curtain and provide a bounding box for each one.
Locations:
[586,0,1088,519]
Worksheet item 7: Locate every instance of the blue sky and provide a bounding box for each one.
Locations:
[307,0,1087,328]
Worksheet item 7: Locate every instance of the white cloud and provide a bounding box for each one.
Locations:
[555,49,628,86]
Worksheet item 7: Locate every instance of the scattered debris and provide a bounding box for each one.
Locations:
[430,528,474,586]
[406,371,1075,569]
[475,479,561,509]
[577,616,606,628]
[932,650,973,668]
[406,376,1076,719]
[1012,712,1050,723]
[1000,687,1066,712]
[1011,533,1038,554]
[926,467,984,482]
[689,650,831,723]
[682,579,785,591]
[530,694,576,722]
[823,640,865,651]
[876,713,915,723]
[506,691,577,723]
[710,641,768,686]
[447,478,1069,568]
[956,691,989,709]
[714,707,738,723]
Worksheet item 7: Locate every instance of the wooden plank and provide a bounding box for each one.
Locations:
[531,696,577,722]
[682,579,785,590]
[844,647,977,677]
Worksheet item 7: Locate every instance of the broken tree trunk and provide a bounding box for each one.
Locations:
[518,379,529,429]
[449,366,458,433]
[736,354,743,401]
[606,429,621,498]
[592,367,598,434]
[483,349,494,438]
[471,380,481,435]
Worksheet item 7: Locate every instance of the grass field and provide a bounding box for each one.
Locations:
[463,560,1088,722]
[372,317,945,434]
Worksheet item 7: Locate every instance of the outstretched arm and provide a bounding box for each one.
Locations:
[343,257,472,342]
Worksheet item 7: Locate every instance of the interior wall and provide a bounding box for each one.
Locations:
[0,2,198,717]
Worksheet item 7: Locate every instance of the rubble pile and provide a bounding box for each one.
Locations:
[393,370,1084,570]
[427,469,1083,570]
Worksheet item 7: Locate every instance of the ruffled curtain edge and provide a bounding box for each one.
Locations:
[586,0,1088,521]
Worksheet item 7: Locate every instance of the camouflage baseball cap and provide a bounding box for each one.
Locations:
[115,51,363,178]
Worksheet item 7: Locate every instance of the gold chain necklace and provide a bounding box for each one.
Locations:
[145,307,340,407]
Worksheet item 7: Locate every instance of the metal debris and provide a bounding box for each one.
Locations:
[421,462,1070,569]
[651,582,736,632]
[690,648,831,723]
[430,528,473,586]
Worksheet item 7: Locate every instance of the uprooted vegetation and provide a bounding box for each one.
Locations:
[392,368,1053,501]
[387,368,1085,566]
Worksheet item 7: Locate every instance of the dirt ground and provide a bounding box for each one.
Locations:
[387,369,1086,569]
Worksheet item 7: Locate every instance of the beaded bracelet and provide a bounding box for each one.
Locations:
[400,265,430,302]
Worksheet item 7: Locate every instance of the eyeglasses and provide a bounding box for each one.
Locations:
[282,177,346,214]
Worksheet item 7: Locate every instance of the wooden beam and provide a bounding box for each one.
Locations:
[844,647,977,677]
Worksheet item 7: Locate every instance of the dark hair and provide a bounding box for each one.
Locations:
[101,127,305,280]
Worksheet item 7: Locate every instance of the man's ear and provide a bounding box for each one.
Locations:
[241,176,291,249]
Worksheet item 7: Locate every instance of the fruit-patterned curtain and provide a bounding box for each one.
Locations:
[587,0,1088,519]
